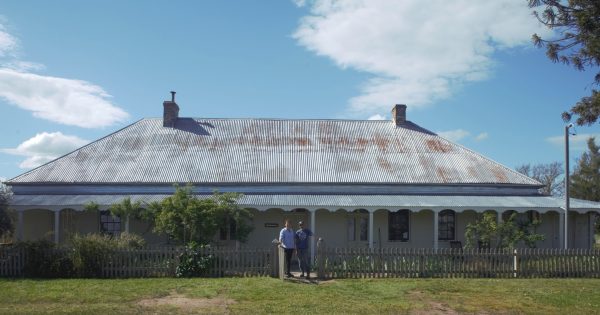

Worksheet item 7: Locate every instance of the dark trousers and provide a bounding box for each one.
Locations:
[297,248,310,274]
[284,248,294,275]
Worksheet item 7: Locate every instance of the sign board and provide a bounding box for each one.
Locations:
[264,223,279,228]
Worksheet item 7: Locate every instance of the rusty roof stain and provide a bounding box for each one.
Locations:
[436,167,451,184]
[426,139,453,153]
[8,118,540,186]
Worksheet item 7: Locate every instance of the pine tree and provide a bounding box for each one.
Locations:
[570,138,600,233]
[570,137,600,201]
[529,0,600,125]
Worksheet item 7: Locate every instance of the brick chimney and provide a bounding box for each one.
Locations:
[391,104,406,126]
[163,91,179,128]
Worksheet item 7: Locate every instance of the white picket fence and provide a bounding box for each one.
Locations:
[0,245,24,277]
[314,242,600,279]
[0,245,277,278]
[2,243,600,278]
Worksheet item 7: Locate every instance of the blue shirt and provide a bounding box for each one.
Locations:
[279,228,295,249]
[295,228,313,249]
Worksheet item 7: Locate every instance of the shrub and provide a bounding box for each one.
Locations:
[465,212,544,249]
[17,233,146,278]
[20,240,74,278]
[70,233,145,278]
[176,243,214,277]
[113,232,145,249]
[70,234,113,277]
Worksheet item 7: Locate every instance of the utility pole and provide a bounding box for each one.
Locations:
[564,123,573,249]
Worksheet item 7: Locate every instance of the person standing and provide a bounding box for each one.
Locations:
[279,219,295,277]
[295,220,313,279]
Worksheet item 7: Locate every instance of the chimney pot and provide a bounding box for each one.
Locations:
[163,91,179,128]
[392,104,407,126]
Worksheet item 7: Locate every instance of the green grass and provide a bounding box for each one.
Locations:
[0,277,599,314]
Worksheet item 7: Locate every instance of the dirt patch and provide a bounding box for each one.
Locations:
[408,290,458,315]
[316,279,337,285]
[138,293,236,314]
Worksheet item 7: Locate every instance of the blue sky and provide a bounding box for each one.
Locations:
[0,1,599,181]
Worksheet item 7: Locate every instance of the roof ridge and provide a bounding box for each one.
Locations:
[143,117,395,122]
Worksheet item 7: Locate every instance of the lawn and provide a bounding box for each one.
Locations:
[0,277,599,314]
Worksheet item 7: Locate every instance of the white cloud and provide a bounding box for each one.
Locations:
[294,1,551,116]
[17,156,54,169]
[0,69,129,128]
[475,132,489,141]
[4,60,45,72]
[546,133,600,151]
[367,114,386,120]
[0,22,128,128]
[2,132,89,169]
[0,25,17,57]
[292,0,307,7]
[437,129,470,142]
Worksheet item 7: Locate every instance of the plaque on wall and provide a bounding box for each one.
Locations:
[264,223,279,228]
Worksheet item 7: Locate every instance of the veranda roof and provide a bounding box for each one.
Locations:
[10,194,600,214]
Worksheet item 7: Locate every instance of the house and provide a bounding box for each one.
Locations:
[7,94,600,258]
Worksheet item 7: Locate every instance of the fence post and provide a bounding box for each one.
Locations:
[271,242,279,278]
[316,238,325,279]
[513,249,518,278]
[278,245,285,280]
[419,249,424,277]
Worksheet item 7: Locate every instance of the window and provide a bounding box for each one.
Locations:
[389,210,410,241]
[100,210,121,236]
[438,210,455,241]
[347,210,369,241]
[219,218,237,241]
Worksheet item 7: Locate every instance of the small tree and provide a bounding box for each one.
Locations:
[108,197,145,233]
[0,181,14,239]
[150,185,252,245]
[465,212,544,249]
[516,162,564,196]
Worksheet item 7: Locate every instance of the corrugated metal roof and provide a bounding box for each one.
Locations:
[8,118,540,185]
[9,194,600,212]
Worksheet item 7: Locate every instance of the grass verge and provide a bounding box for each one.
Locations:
[0,277,599,314]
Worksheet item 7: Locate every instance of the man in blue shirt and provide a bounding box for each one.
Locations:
[295,221,313,279]
[279,219,295,278]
